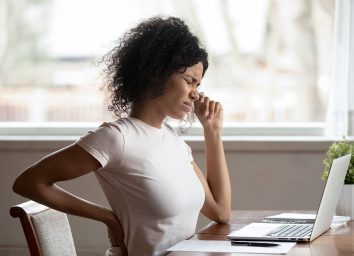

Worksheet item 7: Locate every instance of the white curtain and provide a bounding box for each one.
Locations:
[325,0,354,137]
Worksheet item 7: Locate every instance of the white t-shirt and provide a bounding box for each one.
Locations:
[76,117,205,256]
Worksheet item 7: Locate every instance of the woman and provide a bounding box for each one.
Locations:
[13,16,231,256]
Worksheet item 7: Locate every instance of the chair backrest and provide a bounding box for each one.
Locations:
[10,201,77,256]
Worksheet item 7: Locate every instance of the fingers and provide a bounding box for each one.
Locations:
[214,102,223,116]
[194,93,223,119]
[203,96,210,117]
[207,100,223,119]
[194,93,205,115]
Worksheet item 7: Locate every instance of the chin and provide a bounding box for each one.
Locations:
[168,112,187,120]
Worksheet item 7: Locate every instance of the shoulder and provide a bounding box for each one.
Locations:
[98,117,153,140]
[76,120,127,167]
[98,118,131,134]
[79,120,129,143]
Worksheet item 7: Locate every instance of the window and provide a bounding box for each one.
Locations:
[0,0,335,134]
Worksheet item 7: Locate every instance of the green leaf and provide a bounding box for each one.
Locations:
[322,138,354,184]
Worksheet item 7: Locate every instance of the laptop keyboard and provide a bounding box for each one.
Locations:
[266,224,313,238]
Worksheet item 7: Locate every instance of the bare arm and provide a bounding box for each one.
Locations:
[12,144,125,248]
[193,94,231,223]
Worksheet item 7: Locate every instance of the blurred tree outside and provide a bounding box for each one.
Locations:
[0,0,334,124]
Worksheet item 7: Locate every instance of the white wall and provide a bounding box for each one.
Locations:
[0,138,331,255]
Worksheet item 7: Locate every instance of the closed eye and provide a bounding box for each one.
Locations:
[184,78,193,85]
[184,78,200,88]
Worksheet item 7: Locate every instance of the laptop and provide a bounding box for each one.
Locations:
[227,154,351,242]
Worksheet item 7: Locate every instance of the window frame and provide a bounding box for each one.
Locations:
[0,121,325,139]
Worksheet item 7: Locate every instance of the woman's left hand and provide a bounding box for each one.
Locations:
[194,93,223,133]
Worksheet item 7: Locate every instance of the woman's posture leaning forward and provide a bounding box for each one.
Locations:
[13,16,231,256]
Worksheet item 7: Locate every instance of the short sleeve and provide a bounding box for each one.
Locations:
[75,122,125,168]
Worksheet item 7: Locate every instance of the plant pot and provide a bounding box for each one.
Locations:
[336,184,354,218]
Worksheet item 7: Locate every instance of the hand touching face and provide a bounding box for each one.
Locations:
[194,93,223,132]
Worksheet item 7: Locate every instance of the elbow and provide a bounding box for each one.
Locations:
[214,207,231,224]
[13,167,41,198]
[216,212,230,224]
[13,175,27,197]
[13,175,45,200]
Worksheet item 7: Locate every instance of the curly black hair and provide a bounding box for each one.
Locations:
[102,16,208,119]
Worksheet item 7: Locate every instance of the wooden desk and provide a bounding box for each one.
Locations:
[168,210,354,256]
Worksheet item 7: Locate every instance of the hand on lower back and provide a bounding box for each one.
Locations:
[107,215,127,255]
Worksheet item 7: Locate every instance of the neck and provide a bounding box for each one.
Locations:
[130,101,165,129]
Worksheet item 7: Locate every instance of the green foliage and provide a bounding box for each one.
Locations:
[322,139,354,184]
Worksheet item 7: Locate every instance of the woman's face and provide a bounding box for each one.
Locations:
[158,62,203,119]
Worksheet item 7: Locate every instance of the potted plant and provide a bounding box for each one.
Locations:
[322,139,354,218]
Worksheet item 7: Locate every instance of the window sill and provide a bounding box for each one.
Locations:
[0,122,351,152]
[0,135,347,152]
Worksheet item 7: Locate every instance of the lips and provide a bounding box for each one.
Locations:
[183,101,193,112]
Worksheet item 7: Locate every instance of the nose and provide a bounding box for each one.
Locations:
[190,89,199,101]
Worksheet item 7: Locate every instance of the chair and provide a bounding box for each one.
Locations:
[10,200,77,256]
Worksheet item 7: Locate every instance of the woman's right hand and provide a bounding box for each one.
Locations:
[106,214,127,256]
